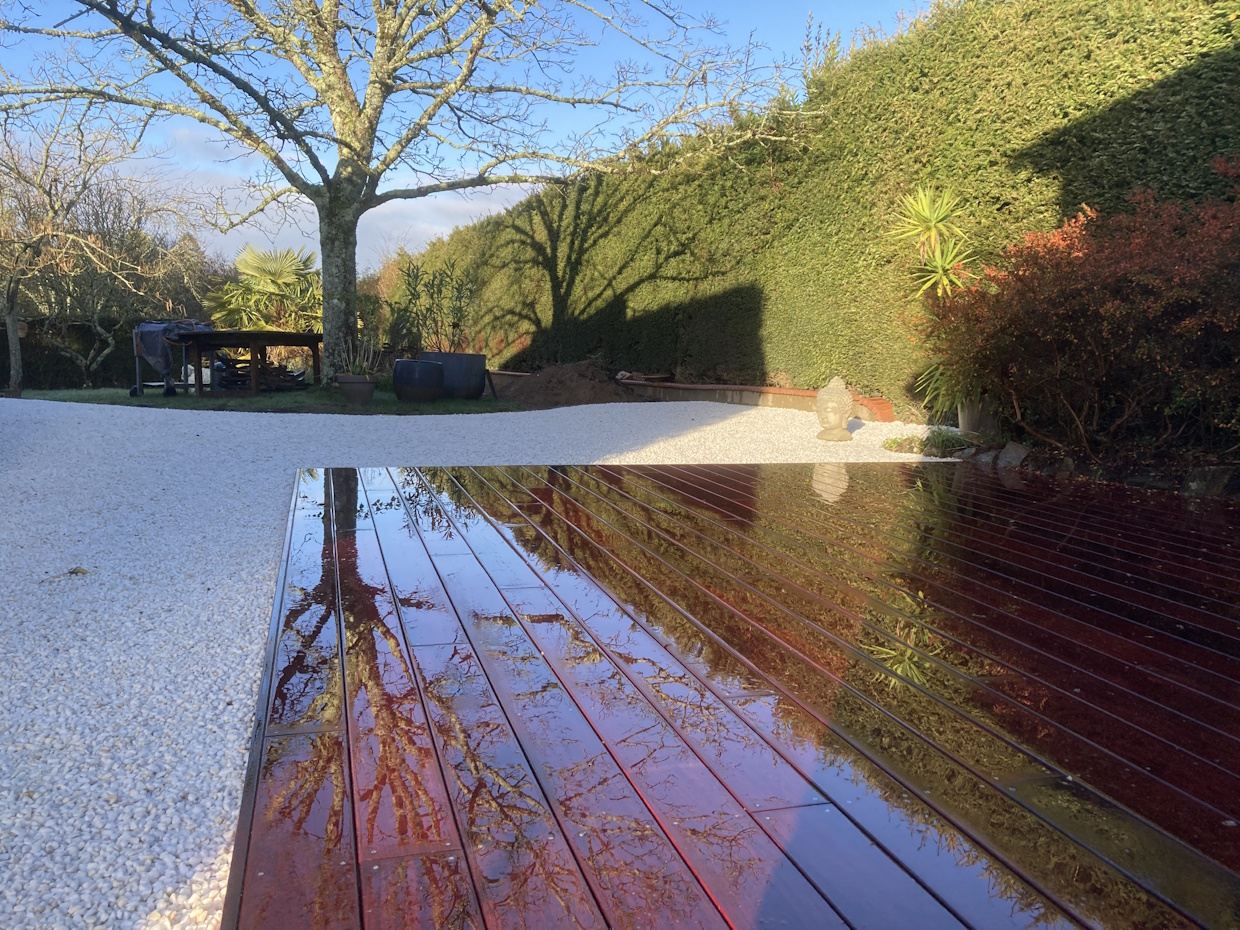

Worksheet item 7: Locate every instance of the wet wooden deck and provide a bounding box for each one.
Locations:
[223,465,1240,929]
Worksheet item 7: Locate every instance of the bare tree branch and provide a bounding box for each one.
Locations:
[0,99,204,394]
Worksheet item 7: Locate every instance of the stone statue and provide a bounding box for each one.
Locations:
[816,377,854,441]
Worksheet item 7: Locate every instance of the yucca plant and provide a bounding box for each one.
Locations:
[891,185,968,261]
[913,237,974,298]
[893,185,981,421]
[891,185,974,298]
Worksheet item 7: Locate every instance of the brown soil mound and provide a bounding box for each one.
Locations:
[500,361,648,410]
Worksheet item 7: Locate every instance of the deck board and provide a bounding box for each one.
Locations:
[228,464,1240,930]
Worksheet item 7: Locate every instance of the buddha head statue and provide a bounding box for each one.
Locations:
[816,377,854,441]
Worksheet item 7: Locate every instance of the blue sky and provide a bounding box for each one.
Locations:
[705,1,913,63]
[7,1,913,268]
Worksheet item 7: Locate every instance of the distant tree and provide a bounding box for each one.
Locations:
[0,101,182,396]
[0,1,770,375]
[24,181,211,388]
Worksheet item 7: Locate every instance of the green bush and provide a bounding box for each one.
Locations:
[401,0,1240,404]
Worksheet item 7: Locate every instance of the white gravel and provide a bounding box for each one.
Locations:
[0,398,935,929]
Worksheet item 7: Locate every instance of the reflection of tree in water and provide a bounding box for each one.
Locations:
[337,536,451,856]
[368,853,479,929]
[264,735,347,847]
[336,523,477,925]
[269,473,342,730]
[416,642,602,928]
[259,469,466,926]
[247,734,356,926]
[394,466,486,539]
[512,609,772,926]
[407,469,774,925]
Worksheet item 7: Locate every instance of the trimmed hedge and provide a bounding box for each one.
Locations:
[407,0,1240,404]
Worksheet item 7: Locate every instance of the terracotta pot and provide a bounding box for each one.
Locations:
[336,373,377,406]
[392,359,444,402]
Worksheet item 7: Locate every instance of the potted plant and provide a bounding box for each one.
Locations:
[396,260,486,399]
[336,336,380,406]
[915,359,995,436]
[386,265,444,402]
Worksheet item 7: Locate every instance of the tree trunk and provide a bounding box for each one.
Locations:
[3,287,21,398]
[318,202,361,378]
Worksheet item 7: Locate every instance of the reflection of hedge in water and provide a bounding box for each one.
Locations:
[461,465,1183,927]
[874,468,1239,927]
[412,1,1240,405]
[749,464,1236,925]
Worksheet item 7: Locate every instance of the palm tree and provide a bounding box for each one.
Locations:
[204,245,322,333]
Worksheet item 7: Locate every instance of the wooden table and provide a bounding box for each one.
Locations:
[172,330,322,396]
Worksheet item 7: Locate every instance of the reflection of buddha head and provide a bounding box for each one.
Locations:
[816,377,853,442]
[812,463,849,504]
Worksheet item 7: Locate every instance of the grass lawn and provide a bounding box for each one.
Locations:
[21,386,518,415]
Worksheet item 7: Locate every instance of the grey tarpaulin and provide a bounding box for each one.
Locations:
[132,319,213,391]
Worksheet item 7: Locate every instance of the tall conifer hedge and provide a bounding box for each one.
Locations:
[408,0,1240,406]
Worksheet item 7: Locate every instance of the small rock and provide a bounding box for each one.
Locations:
[953,447,977,460]
[973,450,999,467]
[999,469,1027,490]
[997,441,1029,469]
[1181,466,1234,498]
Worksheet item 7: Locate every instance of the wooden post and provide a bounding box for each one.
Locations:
[192,341,203,397]
[312,340,321,386]
[250,339,261,395]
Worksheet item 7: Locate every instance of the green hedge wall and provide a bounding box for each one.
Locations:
[412,0,1240,405]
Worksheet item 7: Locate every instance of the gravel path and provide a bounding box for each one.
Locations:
[0,398,934,929]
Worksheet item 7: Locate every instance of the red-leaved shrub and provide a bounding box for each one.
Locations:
[930,181,1240,455]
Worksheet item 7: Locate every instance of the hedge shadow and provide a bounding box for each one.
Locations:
[1016,44,1240,216]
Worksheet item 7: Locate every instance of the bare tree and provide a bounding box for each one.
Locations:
[26,183,211,389]
[0,101,165,396]
[0,1,768,373]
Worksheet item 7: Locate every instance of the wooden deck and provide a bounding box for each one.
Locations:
[223,464,1240,929]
